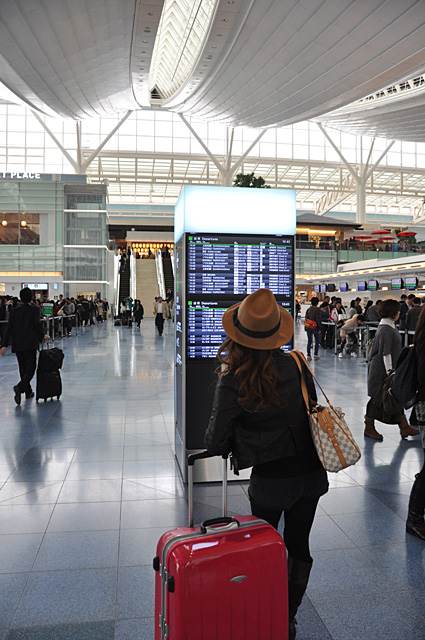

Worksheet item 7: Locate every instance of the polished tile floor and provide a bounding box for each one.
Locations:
[0,319,424,639]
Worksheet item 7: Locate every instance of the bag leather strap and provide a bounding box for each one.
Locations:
[289,350,334,409]
[289,351,312,413]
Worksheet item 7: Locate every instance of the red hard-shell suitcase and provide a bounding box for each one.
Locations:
[153,452,288,640]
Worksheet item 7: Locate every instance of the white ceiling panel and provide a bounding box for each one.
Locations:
[1,0,425,139]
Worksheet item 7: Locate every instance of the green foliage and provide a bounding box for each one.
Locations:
[233,172,270,188]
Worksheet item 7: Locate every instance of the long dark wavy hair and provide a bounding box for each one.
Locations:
[217,337,287,412]
[414,305,425,345]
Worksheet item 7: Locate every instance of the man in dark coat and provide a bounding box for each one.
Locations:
[0,288,48,404]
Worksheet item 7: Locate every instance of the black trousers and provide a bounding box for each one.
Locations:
[155,313,164,335]
[251,495,320,563]
[16,349,37,394]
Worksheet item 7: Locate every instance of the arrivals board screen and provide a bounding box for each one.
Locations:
[187,299,293,359]
[187,234,294,298]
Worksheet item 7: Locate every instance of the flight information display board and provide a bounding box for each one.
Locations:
[187,300,229,359]
[186,299,293,359]
[187,234,293,297]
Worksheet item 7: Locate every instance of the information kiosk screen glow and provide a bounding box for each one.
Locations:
[187,234,294,297]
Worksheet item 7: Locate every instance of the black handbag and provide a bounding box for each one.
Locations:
[367,374,404,424]
[390,345,418,409]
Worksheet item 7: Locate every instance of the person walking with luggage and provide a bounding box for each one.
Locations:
[364,299,420,441]
[0,288,49,405]
[205,289,328,640]
[406,306,425,541]
[153,296,165,336]
[305,296,322,361]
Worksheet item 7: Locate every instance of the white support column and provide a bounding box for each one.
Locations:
[80,111,133,172]
[356,181,367,225]
[32,111,79,172]
[179,114,225,176]
[229,129,265,175]
[32,109,133,174]
[76,122,82,171]
[317,123,394,224]
[179,113,265,186]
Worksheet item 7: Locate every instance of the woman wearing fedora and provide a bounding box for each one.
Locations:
[205,289,328,640]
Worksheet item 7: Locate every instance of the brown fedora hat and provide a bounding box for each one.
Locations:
[222,289,294,350]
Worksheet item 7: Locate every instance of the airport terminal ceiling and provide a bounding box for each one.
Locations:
[1,0,425,131]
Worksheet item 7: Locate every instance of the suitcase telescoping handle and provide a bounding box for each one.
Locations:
[187,451,228,528]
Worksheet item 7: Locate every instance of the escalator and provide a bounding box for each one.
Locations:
[119,259,130,308]
[162,255,174,297]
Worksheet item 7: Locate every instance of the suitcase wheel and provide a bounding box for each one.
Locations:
[57,396,60,400]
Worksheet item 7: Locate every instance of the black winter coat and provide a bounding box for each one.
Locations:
[3,303,44,352]
[205,351,318,472]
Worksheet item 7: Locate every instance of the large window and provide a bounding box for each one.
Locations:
[0,212,40,245]
[64,211,106,246]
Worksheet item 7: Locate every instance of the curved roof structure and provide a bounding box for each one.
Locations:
[316,76,425,142]
[2,0,425,130]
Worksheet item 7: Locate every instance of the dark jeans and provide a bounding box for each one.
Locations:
[16,349,37,394]
[251,495,320,563]
[155,313,164,335]
[306,329,320,356]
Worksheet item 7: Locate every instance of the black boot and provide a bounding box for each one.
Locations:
[406,474,425,541]
[288,557,312,640]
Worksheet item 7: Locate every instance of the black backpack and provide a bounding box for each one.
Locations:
[390,345,418,409]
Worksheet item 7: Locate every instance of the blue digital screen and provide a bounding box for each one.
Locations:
[187,234,294,298]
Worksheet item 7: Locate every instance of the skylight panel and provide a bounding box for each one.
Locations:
[149,0,219,104]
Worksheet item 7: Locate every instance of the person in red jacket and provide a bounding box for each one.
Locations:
[304,297,322,361]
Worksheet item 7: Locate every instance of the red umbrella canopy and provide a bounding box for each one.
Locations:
[371,229,391,235]
[355,234,372,240]
[397,230,417,237]
[378,236,397,241]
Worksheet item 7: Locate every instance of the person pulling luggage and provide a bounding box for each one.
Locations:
[0,288,49,405]
[205,289,328,640]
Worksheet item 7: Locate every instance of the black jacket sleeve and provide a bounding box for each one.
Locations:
[417,336,425,401]
[2,309,13,348]
[204,374,241,457]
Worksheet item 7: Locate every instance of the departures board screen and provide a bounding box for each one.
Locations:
[187,299,293,359]
[187,234,294,297]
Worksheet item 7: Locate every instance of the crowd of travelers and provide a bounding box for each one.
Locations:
[304,293,425,361]
[0,294,110,345]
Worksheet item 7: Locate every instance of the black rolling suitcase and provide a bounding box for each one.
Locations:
[36,344,64,402]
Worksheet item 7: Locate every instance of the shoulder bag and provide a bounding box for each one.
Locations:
[390,344,418,410]
[304,318,317,331]
[289,351,361,472]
